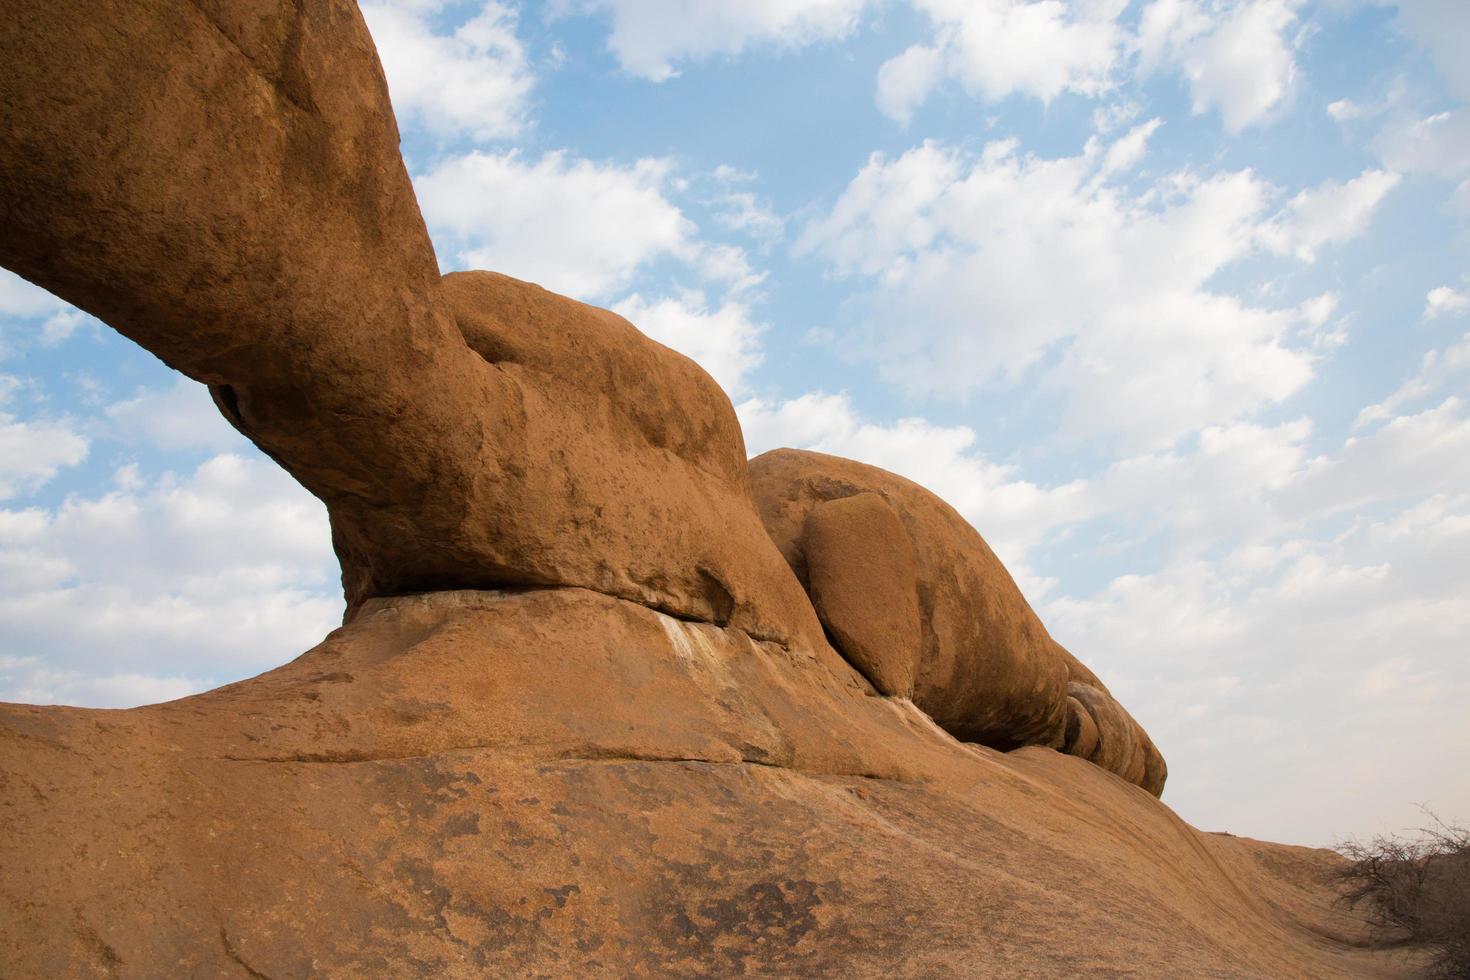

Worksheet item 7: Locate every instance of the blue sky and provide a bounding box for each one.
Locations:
[1,0,1467,847]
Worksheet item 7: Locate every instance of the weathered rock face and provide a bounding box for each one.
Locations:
[0,591,1419,977]
[0,1,1400,974]
[801,492,924,698]
[750,449,1165,795]
[0,0,823,651]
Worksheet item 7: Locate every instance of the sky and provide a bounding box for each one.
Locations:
[1,0,1467,849]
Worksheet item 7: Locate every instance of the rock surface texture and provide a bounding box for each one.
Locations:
[0,1,1410,976]
[0,592,1423,977]
[0,0,824,649]
[801,492,925,699]
[751,449,1166,794]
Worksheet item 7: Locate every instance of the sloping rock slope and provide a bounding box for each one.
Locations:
[0,590,1417,977]
[751,449,1166,794]
[0,0,1415,975]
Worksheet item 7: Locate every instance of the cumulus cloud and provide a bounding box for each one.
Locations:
[1356,332,1470,427]
[415,150,695,300]
[558,0,871,81]
[709,183,785,246]
[0,270,104,355]
[738,387,1427,583]
[734,350,1470,846]
[0,269,67,320]
[733,369,1470,850]
[1283,396,1470,518]
[794,132,1376,447]
[1371,109,1470,182]
[0,454,341,703]
[1424,284,1470,320]
[1044,491,1470,846]
[1389,0,1470,102]
[360,0,534,142]
[1137,0,1301,132]
[105,378,249,453]
[1259,168,1401,261]
[1333,5,1470,198]
[875,43,945,125]
[0,411,88,500]
[415,150,772,316]
[737,391,1089,580]
[614,293,765,396]
[0,656,201,710]
[875,0,1126,121]
[1100,117,1163,174]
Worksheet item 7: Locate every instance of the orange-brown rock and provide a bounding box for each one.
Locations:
[0,0,822,649]
[0,1,1406,975]
[1063,694,1102,758]
[0,591,1421,977]
[802,492,923,697]
[750,448,1165,793]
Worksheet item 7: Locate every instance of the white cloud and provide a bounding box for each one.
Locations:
[1284,396,1470,518]
[1044,490,1470,846]
[360,0,534,142]
[1452,179,1470,218]
[876,0,1126,120]
[1259,168,1401,261]
[1424,284,1470,319]
[0,454,341,701]
[0,272,102,352]
[695,242,766,294]
[1372,109,1470,181]
[38,310,92,346]
[415,150,769,306]
[105,378,249,453]
[1086,417,1315,551]
[737,391,1089,578]
[1296,291,1340,332]
[1091,99,1143,133]
[1138,0,1301,133]
[560,0,871,81]
[1326,7,1470,229]
[0,656,201,709]
[710,187,785,246]
[1031,352,1470,845]
[0,269,67,320]
[415,150,695,300]
[0,412,88,500]
[796,135,1326,447]
[1389,0,1470,102]
[614,292,765,396]
[733,327,1470,811]
[875,43,944,125]
[1355,332,1470,427]
[1100,117,1162,174]
[1335,3,1470,188]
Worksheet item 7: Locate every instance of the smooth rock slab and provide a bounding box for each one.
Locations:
[803,492,924,698]
[0,590,1410,978]
[751,448,1166,794]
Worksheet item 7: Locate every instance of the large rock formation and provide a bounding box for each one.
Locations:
[0,0,1412,975]
[0,0,823,648]
[751,449,1165,794]
[0,590,1420,977]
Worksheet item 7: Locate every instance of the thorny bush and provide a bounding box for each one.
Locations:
[1335,812,1470,978]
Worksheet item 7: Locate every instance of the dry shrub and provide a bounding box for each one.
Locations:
[1335,812,1470,978]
